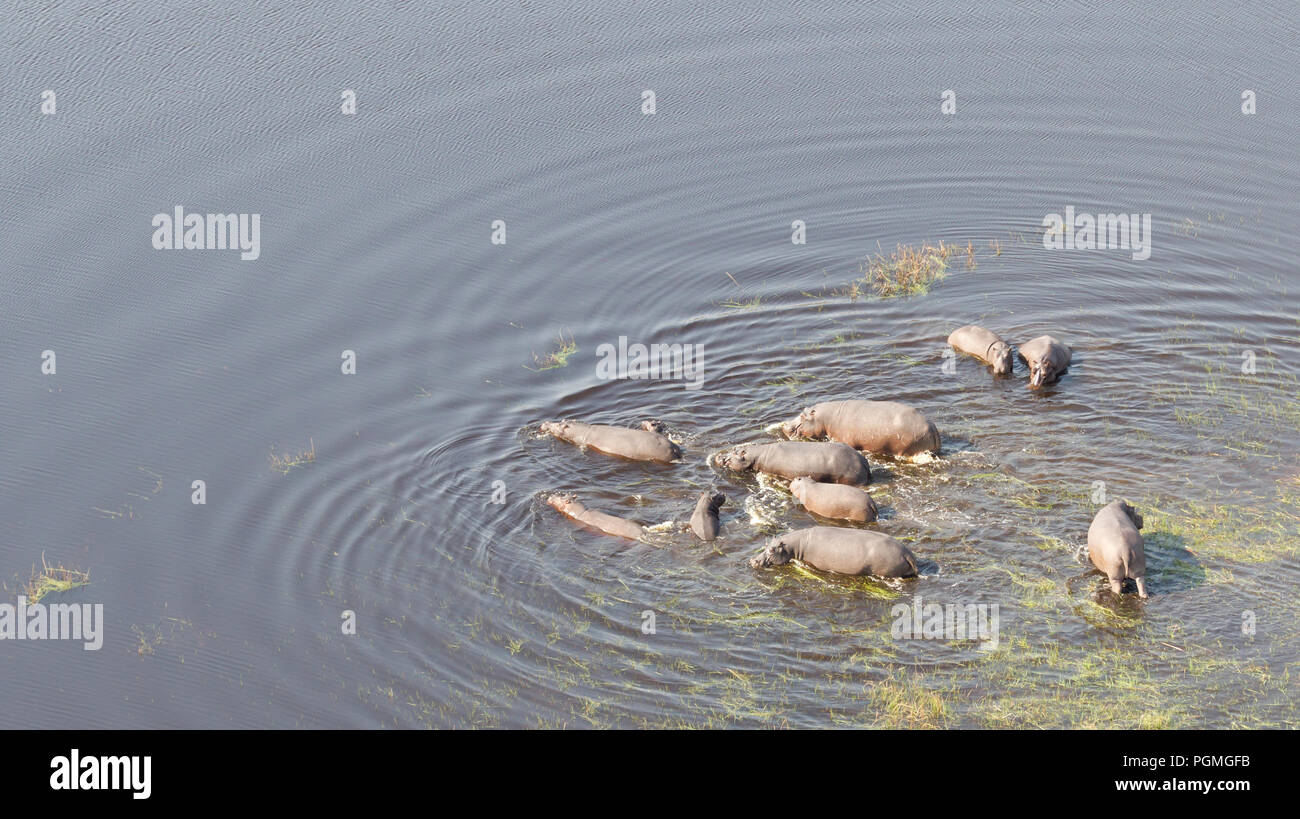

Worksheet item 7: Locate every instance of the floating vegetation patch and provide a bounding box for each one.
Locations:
[861,241,956,299]
[524,329,577,371]
[21,555,90,604]
[269,437,316,474]
[721,295,763,311]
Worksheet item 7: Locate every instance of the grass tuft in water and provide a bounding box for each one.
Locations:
[269,437,316,474]
[862,241,953,298]
[23,554,90,604]
[524,330,577,371]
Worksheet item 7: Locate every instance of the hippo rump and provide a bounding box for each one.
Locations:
[780,400,940,459]
[789,476,878,523]
[712,441,871,486]
[1018,336,1072,390]
[1087,500,1148,598]
[948,324,1014,376]
[689,490,726,542]
[547,493,644,541]
[540,419,681,463]
[750,526,918,577]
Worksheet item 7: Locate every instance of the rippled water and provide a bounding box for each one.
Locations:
[2,0,1297,728]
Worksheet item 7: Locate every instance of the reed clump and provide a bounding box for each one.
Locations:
[863,241,953,298]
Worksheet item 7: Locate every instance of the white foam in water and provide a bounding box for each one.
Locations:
[743,473,791,527]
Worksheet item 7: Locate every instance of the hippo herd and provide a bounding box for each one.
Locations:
[540,324,1150,599]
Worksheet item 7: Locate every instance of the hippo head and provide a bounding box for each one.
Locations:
[788,476,812,497]
[749,536,795,569]
[782,406,825,440]
[540,420,570,437]
[704,490,727,512]
[1121,502,1144,530]
[712,446,755,471]
[1027,360,1057,390]
[641,419,668,435]
[990,343,1015,377]
[546,492,578,514]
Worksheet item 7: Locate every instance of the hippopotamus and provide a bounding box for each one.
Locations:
[1018,336,1072,390]
[1087,500,1148,598]
[540,419,681,463]
[547,493,644,540]
[689,490,726,542]
[749,526,918,577]
[947,324,1014,376]
[779,400,940,459]
[789,476,878,523]
[712,441,871,486]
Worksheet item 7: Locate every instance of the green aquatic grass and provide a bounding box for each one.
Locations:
[860,241,955,299]
[1136,491,1300,564]
[524,330,577,371]
[22,556,90,604]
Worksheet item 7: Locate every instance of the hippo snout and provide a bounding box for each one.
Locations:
[779,414,802,439]
[993,349,1014,376]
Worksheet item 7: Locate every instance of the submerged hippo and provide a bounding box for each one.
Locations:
[540,419,681,463]
[1087,500,1148,598]
[689,490,726,542]
[750,526,918,577]
[712,441,871,486]
[1018,336,1072,390]
[780,400,940,459]
[948,324,1014,376]
[789,476,878,523]
[547,493,644,541]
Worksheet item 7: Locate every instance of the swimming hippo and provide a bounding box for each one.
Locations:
[712,441,871,486]
[779,400,940,458]
[547,493,644,541]
[1017,336,1072,390]
[1087,500,1148,598]
[689,490,726,542]
[749,526,918,577]
[947,324,1014,376]
[540,419,681,463]
[789,476,878,523]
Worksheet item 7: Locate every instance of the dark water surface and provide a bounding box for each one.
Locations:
[2,1,1297,727]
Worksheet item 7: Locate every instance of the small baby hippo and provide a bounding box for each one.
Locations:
[689,490,726,541]
[1087,500,1148,598]
[749,527,918,577]
[547,493,644,541]
[789,476,878,523]
[947,324,1014,376]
